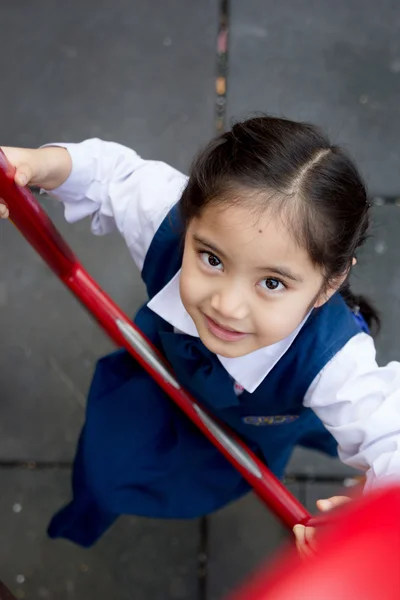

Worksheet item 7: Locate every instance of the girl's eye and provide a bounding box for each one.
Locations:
[259,277,285,292]
[199,252,223,270]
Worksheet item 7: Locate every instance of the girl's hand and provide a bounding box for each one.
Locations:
[293,495,351,558]
[0,145,72,219]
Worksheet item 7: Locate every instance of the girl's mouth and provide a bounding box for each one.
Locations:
[203,314,249,342]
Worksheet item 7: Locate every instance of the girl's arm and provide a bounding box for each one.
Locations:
[294,336,400,557]
[44,138,188,271]
[304,332,400,491]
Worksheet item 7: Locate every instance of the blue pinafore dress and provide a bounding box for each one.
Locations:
[48,203,368,547]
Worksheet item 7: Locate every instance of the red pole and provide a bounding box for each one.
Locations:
[0,581,17,600]
[0,149,318,530]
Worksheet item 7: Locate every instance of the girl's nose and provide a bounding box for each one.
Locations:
[210,284,249,321]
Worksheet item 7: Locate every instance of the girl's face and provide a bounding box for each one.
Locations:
[180,202,332,358]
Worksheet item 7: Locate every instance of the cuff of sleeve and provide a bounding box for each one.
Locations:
[39,140,99,204]
[364,449,400,493]
[39,140,101,223]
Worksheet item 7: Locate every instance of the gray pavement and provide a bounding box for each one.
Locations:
[0,469,199,600]
[1,0,399,598]
[228,0,400,195]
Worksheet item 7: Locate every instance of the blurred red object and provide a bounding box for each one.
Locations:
[229,485,400,600]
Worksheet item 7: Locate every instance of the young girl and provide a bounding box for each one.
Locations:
[1,117,400,555]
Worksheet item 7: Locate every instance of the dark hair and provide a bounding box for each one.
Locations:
[180,115,380,333]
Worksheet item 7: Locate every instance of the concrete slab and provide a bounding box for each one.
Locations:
[352,206,400,364]
[1,0,218,172]
[287,447,359,479]
[0,468,200,600]
[228,0,400,195]
[0,0,218,460]
[0,195,140,461]
[207,487,299,600]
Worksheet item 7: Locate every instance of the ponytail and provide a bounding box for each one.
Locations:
[340,282,380,335]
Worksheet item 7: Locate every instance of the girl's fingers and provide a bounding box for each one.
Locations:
[316,496,351,512]
[304,526,317,550]
[0,163,32,220]
[293,524,317,558]
[0,202,9,219]
[293,496,352,559]
[14,165,32,187]
[293,524,305,545]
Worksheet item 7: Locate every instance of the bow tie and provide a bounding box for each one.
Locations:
[159,331,240,410]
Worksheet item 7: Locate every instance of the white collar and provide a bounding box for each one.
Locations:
[147,270,306,393]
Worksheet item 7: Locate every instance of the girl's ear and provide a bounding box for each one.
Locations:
[313,272,349,308]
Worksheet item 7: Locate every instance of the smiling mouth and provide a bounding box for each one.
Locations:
[203,314,249,342]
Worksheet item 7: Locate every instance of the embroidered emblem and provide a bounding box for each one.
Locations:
[233,381,245,396]
[243,415,299,426]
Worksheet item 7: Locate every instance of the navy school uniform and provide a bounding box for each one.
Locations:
[48,203,368,547]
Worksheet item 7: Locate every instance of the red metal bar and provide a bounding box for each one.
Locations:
[0,149,319,530]
[0,581,17,600]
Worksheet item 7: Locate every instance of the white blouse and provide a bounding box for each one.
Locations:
[45,138,400,492]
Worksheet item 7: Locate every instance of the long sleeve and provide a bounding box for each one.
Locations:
[44,138,188,271]
[304,332,400,492]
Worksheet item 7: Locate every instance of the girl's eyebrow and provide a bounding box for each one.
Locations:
[193,235,227,260]
[193,235,303,283]
[256,266,303,283]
